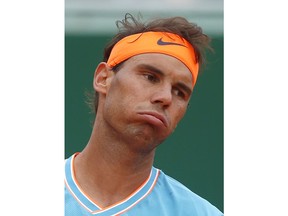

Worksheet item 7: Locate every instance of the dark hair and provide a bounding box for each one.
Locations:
[89,13,212,114]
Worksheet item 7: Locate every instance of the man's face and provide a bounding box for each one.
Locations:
[100,53,193,152]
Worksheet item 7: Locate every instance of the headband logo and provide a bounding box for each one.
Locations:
[157,37,186,47]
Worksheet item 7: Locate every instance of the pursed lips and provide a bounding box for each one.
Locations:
[138,111,169,127]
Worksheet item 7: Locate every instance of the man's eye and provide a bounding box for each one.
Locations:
[144,74,159,83]
[173,88,185,99]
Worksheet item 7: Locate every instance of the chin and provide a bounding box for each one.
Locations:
[123,123,171,147]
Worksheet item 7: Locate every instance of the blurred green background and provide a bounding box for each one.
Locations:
[65,3,223,211]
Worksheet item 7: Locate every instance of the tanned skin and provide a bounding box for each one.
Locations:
[74,53,193,208]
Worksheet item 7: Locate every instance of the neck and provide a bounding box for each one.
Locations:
[73,118,156,208]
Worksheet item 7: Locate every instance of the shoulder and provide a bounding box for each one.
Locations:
[154,169,223,215]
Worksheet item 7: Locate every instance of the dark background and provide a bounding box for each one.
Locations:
[65,34,223,211]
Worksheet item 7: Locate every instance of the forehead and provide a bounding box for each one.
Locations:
[124,53,193,86]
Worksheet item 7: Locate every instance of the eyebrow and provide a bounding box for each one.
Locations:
[137,63,193,96]
[137,64,165,77]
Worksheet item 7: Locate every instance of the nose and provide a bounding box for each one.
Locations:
[151,84,172,107]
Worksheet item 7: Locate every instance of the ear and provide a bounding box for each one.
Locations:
[93,62,114,95]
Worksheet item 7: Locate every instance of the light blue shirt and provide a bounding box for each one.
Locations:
[65,154,223,215]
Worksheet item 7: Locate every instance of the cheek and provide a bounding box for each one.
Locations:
[108,73,148,108]
[104,78,138,117]
[170,104,188,126]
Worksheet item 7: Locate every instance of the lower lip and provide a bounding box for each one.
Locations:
[138,114,166,127]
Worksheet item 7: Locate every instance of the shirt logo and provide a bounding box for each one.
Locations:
[157,37,186,47]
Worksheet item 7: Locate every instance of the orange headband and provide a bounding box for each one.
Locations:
[107,31,199,86]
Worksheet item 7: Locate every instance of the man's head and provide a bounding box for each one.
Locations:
[93,53,193,150]
[89,13,211,150]
[91,13,211,114]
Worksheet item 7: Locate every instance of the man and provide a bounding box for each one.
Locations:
[65,13,223,215]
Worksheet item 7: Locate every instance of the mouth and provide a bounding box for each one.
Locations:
[138,111,168,128]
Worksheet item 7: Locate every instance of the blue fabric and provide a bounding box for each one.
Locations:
[65,154,223,215]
